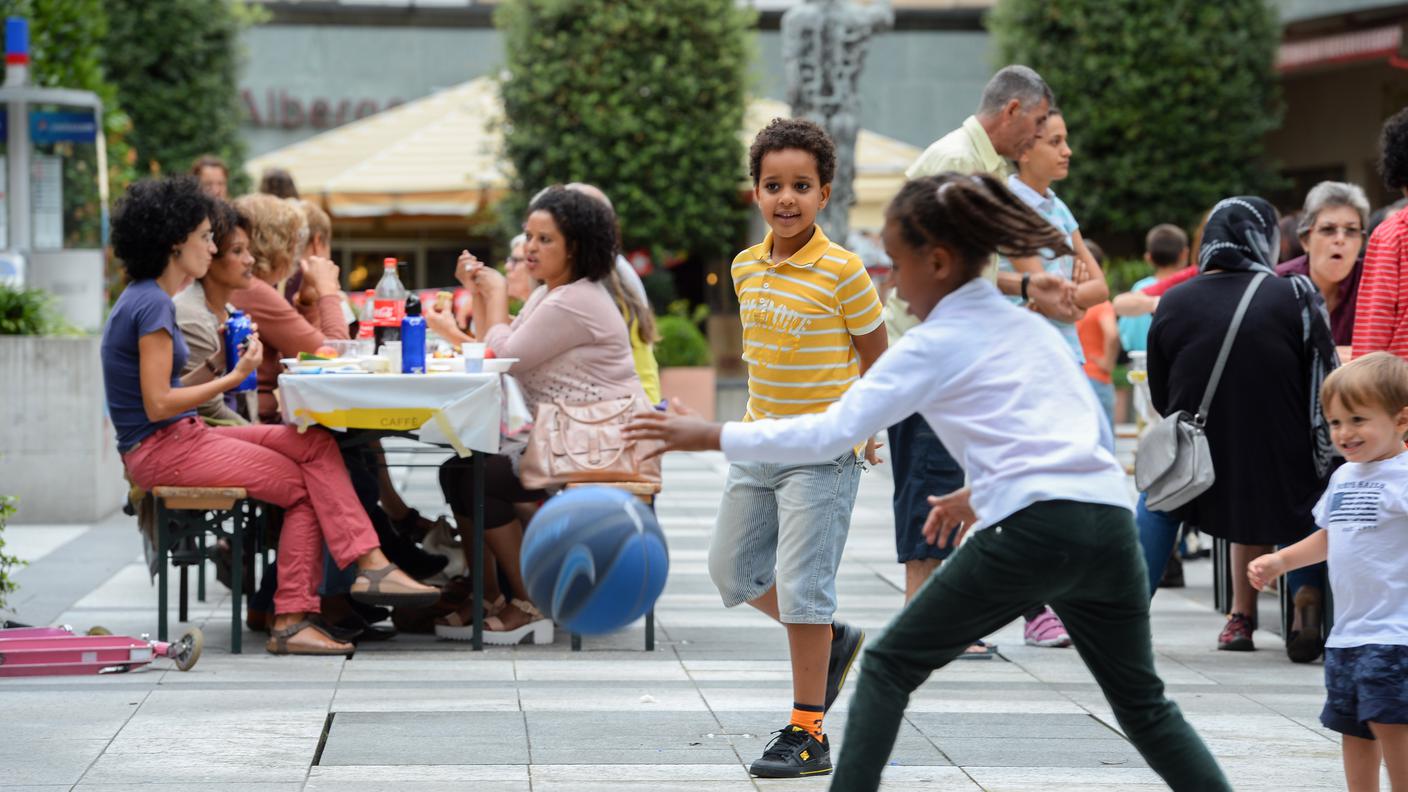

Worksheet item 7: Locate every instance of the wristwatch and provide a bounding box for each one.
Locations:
[1020,273,1031,303]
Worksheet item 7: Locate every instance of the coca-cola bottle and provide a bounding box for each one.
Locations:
[373,258,407,349]
[356,289,376,342]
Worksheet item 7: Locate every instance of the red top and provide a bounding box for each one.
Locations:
[1077,302,1116,383]
[229,279,349,422]
[1352,210,1408,359]
[1141,265,1199,297]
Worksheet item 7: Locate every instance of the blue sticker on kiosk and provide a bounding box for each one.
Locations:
[30,111,97,144]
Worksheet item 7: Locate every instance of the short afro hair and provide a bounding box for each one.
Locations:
[110,176,215,281]
[526,186,620,283]
[1380,107,1408,192]
[749,117,836,186]
[209,199,250,258]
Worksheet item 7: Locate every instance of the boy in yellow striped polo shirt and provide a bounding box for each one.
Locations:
[714,118,887,779]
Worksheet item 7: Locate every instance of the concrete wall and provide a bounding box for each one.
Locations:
[0,337,126,523]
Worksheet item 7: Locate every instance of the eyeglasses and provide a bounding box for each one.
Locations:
[1314,224,1365,239]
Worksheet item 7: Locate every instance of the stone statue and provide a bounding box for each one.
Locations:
[781,0,893,244]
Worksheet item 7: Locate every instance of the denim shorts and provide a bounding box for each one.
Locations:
[709,451,863,624]
[887,413,965,563]
[1321,644,1408,739]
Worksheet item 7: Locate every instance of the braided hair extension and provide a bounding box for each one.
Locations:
[887,173,1071,279]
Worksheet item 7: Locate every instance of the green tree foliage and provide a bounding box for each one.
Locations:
[103,0,261,191]
[495,0,754,259]
[989,0,1283,246]
[0,495,24,613]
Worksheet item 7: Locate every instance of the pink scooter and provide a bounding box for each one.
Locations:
[0,625,203,677]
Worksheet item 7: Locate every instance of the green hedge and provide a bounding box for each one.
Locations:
[495,0,754,260]
[989,0,1283,249]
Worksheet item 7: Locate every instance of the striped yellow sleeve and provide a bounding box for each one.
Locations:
[834,255,884,336]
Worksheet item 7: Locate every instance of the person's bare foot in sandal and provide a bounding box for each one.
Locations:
[349,549,441,607]
[483,599,553,645]
[434,595,507,641]
[266,613,353,656]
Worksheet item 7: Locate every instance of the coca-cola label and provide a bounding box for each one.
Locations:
[372,299,404,326]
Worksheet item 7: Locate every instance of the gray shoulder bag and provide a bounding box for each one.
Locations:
[1135,272,1267,512]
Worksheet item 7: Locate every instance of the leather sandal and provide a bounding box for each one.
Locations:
[1287,586,1325,664]
[482,599,554,646]
[265,619,353,656]
[350,564,442,608]
[434,595,506,641]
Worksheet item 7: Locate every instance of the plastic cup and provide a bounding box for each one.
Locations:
[379,341,402,374]
[462,342,486,373]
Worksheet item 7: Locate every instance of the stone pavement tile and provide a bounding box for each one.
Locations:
[529,764,751,781]
[74,785,302,792]
[518,684,707,711]
[1218,753,1365,791]
[926,736,1148,768]
[752,766,981,791]
[0,740,109,786]
[962,765,1166,791]
[305,764,529,791]
[531,783,748,792]
[332,684,521,712]
[74,777,302,783]
[154,653,346,685]
[337,657,515,682]
[80,752,311,786]
[0,787,70,792]
[525,711,738,765]
[318,711,528,765]
[0,691,143,738]
[905,712,1121,740]
[514,659,687,681]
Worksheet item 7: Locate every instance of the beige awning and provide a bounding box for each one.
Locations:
[248,77,920,231]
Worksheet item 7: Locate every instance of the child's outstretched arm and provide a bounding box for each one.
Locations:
[1247,529,1328,591]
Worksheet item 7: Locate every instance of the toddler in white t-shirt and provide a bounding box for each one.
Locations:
[1250,351,1408,791]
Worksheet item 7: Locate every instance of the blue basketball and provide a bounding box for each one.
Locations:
[521,486,668,635]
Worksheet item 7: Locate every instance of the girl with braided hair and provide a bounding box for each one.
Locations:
[626,172,1229,791]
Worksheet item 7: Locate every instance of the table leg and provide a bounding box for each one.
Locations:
[473,451,485,651]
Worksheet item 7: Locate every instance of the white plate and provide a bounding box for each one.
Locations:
[281,357,360,369]
[482,357,518,373]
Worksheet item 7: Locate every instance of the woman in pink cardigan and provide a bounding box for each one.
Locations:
[425,187,647,645]
[227,194,348,423]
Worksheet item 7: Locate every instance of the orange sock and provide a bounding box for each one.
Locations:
[790,703,824,739]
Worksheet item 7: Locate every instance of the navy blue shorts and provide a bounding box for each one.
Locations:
[1321,644,1408,739]
[886,412,965,563]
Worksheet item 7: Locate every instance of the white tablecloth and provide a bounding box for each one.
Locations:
[278,372,530,456]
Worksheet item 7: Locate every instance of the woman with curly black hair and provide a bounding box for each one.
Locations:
[101,176,439,656]
[1352,106,1408,358]
[430,186,648,645]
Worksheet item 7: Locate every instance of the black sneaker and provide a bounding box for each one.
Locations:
[825,621,865,712]
[749,725,832,778]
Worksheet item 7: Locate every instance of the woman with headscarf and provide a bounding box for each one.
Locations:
[1147,196,1336,660]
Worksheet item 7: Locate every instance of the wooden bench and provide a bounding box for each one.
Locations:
[152,487,265,654]
[563,481,663,652]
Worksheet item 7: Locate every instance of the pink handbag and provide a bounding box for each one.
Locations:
[519,396,663,490]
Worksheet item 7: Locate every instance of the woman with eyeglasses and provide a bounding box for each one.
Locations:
[1275,181,1370,361]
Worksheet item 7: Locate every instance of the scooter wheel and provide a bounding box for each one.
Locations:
[172,628,204,672]
[86,626,112,636]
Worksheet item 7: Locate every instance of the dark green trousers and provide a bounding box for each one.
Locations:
[832,500,1230,791]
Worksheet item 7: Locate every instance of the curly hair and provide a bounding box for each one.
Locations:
[886,173,1072,280]
[748,117,836,186]
[208,199,250,258]
[110,176,215,281]
[1380,106,1408,192]
[526,186,619,282]
[233,193,304,281]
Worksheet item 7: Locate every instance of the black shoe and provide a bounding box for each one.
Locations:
[1158,555,1185,588]
[825,621,864,712]
[350,601,393,625]
[749,725,831,778]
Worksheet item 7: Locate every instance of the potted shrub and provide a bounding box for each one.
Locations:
[0,496,25,624]
[655,301,715,420]
[0,284,127,522]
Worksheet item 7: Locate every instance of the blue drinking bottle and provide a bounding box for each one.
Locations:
[401,294,427,374]
[224,310,258,392]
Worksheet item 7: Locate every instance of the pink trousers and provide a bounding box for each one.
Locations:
[123,417,380,614]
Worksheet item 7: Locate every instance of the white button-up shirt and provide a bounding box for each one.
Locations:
[721,278,1131,530]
